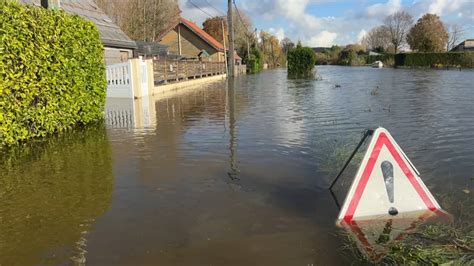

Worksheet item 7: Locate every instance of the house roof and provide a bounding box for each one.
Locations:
[20,0,136,49]
[159,17,224,51]
[464,39,474,49]
[179,17,224,51]
[158,16,244,60]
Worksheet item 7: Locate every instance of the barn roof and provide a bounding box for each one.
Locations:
[20,0,136,49]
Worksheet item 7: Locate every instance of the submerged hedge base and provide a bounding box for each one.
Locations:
[395,52,474,68]
[367,52,473,68]
[0,1,106,146]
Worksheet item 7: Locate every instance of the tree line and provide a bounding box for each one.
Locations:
[362,11,464,53]
[202,13,290,68]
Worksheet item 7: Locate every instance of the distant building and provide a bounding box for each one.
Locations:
[450,39,474,52]
[20,0,137,65]
[158,17,240,63]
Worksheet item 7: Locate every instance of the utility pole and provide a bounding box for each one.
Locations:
[227,0,235,77]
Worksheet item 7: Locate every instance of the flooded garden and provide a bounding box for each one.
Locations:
[1,66,473,265]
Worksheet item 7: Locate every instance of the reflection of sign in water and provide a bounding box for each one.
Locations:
[339,210,451,262]
[338,127,443,222]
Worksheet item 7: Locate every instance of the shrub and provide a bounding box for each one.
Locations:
[247,47,263,74]
[287,43,317,78]
[0,1,106,146]
[394,52,473,68]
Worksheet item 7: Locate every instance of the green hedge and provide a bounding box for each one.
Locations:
[0,1,106,146]
[287,44,316,78]
[247,48,263,74]
[395,52,474,68]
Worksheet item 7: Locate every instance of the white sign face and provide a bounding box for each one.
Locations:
[338,127,442,222]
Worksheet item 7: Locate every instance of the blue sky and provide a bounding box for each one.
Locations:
[180,0,474,47]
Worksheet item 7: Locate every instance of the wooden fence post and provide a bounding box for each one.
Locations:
[176,61,179,82]
[164,59,167,84]
[184,61,188,80]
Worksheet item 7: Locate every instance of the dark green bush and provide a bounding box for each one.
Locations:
[287,43,316,78]
[394,52,473,68]
[0,1,106,146]
[247,47,263,74]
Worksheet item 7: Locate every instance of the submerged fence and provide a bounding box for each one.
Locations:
[153,60,226,85]
[105,61,134,98]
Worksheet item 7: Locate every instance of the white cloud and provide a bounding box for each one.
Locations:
[427,0,464,16]
[268,27,285,41]
[365,0,402,19]
[308,31,337,47]
[357,29,367,44]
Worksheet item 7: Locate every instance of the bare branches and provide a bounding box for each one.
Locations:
[383,11,413,54]
[362,26,391,53]
[95,0,180,42]
[446,24,464,51]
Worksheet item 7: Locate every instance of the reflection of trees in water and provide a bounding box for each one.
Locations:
[0,123,113,265]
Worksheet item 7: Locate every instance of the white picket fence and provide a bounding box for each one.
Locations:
[106,61,134,98]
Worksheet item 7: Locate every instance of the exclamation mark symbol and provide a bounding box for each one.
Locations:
[381,161,398,216]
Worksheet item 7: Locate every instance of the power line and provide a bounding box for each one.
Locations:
[204,0,225,16]
[233,0,249,32]
[188,0,214,18]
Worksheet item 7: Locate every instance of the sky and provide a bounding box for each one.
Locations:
[179,0,474,47]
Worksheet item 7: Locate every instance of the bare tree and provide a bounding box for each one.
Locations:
[384,11,413,54]
[446,24,464,51]
[362,25,391,52]
[281,37,294,55]
[95,0,180,42]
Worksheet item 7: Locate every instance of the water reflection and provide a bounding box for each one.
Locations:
[3,66,472,264]
[339,210,452,262]
[105,96,157,128]
[0,124,113,265]
[227,78,239,180]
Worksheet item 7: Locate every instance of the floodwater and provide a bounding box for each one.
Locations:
[1,66,473,265]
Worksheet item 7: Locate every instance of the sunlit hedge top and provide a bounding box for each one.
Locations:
[287,43,317,78]
[0,1,106,146]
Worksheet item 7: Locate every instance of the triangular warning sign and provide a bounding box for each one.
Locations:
[338,127,442,222]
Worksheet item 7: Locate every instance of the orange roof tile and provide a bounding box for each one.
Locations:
[179,17,224,51]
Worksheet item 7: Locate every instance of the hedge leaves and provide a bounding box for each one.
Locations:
[287,42,316,78]
[0,1,106,146]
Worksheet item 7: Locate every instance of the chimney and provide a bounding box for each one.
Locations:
[40,0,61,9]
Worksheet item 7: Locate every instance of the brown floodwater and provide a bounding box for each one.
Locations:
[1,66,473,265]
